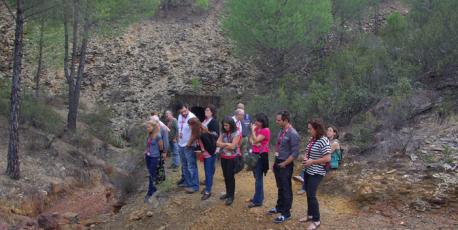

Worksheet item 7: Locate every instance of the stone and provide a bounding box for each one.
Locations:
[386,169,397,174]
[62,212,79,224]
[146,211,153,217]
[37,213,59,230]
[128,210,143,221]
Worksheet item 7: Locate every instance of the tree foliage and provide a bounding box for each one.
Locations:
[223,0,333,77]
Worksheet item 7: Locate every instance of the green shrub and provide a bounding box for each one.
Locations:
[20,94,66,135]
[1,78,64,134]
[195,0,209,10]
[80,105,125,148]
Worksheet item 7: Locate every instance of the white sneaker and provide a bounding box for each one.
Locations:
[293,175,304,183]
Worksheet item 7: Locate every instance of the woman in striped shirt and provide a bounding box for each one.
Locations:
[300,120,331,230]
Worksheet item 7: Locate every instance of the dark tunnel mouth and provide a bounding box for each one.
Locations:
[190,106,206,122]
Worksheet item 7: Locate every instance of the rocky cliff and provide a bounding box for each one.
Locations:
[81,0,258,129]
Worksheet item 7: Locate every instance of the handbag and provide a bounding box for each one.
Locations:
[155,155,166,184]
[234,154,244,174]
[244,152,259,171]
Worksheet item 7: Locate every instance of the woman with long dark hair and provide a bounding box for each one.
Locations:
[300,120,331,230]
[247,113,271,208]
[187,117,217,200]
[203,104,219,139]
[216,116,241,206]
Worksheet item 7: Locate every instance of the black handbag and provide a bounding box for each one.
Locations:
[234,154,245,174]
[155,155,166,184]
[244,152,259,171]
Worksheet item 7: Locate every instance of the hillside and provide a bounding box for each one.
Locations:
[0,0,456,229]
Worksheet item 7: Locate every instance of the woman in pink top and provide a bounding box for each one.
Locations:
[247,113,271,208]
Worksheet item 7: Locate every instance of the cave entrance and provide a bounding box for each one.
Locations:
[190,106,206,122]
[170,94,221,122]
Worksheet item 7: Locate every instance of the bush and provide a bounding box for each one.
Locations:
[223,0,332,77]
[80,105,125,148]
[194,0,209,10]
[21,95,66,135]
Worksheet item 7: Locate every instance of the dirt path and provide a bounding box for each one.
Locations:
[97,159,457,230]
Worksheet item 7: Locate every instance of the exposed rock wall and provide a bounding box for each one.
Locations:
[82,1,258,129]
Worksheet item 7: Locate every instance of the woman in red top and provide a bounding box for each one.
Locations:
[247,113,271,208]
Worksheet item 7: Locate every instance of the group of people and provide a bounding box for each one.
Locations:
[144,102,340,230]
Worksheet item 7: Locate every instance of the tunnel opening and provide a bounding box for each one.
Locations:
[170,94,221,121]
[190,106,206,122]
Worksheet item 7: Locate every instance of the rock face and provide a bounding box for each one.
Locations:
[0,5,14,75]
[341,88,458,210]
[81,1,258,128]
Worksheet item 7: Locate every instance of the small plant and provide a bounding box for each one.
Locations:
[195,0,209,10]
[442,145,455,164]
[191,78,202,92]
[157,177,174,192]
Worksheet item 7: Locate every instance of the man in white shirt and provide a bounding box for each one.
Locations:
[232,109,245,153]
[176,103,199,193]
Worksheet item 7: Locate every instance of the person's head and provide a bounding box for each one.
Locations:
[307,119,325,139]
[205,104,217,119]
[177,102,189,117]
[236,103,245,110]
[146,120,159,135]
[255,113,269,129]
[165,110,174,120]
[151,111,159,116]
[188,117,207,143]
[221,116,237,133]
[234,109,245,121]
[275,110,291,128]
[327,126,339,140]
[150,114,160,122]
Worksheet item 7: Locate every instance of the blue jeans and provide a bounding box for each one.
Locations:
[145,155,159,197]
[179,146,199,191]
[169,141,180,167]
[178,146,186,182]
[252,157,264,205]
[203,155,216,193]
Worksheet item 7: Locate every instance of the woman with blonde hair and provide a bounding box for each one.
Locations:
[144,120,165,203]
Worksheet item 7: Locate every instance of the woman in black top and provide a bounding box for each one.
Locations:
[188,117,217,200]
[203,104,219,139]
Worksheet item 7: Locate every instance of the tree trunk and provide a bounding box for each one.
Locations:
[63,0,90,132]
[7,0,25,180]
[34,17,45,98]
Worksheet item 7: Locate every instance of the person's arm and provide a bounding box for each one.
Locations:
[304,140,331,167]
[161,127,169,153]
[330,141,339,154]
[216,135,225,148]
[158,139,164,152]
[225,134,241,150]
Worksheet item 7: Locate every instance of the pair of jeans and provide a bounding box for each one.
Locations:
[145,155,159,197]
[203,155,216,193]
[179,146,199,191]
[304,173,324,221]
[252,155,265,205]
[221,158,235,198]
[273,158,294,217]
[169,141,180,167]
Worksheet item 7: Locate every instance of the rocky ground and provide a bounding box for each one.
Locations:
[95,158,457,230]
